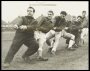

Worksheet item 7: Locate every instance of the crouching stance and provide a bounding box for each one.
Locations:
[66,16,83,49]
[3,7,39,67]
[46,29,75,55]
[46,11,76,55]
[34,11,54,61]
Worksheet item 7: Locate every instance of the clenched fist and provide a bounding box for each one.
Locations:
[19,25,27,30]
[14,25,19,29]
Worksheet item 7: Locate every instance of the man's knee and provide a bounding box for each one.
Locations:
[66,38,70,44]
[46,39,51,46]
[46,31,55,40]
[71,34,75,40]
[50,30,55,35]
[66,34,75,44]
[38,47,43,51]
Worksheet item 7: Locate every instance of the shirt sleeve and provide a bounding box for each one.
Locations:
[71,22,83,30]
[52,17,56,25]
[14,16,23,26]
[26,20,38,31]
[58,19,67,30]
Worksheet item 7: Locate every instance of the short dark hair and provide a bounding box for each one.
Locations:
[27,7,35,13]
[77,16,82,19]
[60,11,67,16]
[48,10,54,15]
[82,11,86,13]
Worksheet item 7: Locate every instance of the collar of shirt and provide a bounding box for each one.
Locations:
[25,16,34,19]
[46,17,52,23]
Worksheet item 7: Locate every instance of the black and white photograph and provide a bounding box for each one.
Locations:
[1,1,89,70]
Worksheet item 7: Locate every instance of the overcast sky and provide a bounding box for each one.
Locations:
[2,1,89,23]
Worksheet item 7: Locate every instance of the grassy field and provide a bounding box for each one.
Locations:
[1,31,89,70]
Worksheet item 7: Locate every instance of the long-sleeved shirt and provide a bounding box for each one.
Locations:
[16,16,38,33]
[66,20,83,33]
[82,16,88,28]
[37,16,54,33]
[53,16,67,32]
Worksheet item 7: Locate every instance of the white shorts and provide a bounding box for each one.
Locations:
[81,28,88,39]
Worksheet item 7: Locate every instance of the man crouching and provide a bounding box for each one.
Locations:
[34,11,54,61]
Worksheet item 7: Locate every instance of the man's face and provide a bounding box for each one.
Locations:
[72,16,76,21]
[82,12,86,17]
[47,12,54,19]
[60,14,66,19]
[77,17,82,22]
[27,8,34,16]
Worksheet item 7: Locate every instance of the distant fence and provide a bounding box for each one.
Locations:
[1,25,15,32]
[2,28,15,32]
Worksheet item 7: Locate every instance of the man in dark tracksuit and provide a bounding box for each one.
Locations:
[81,11,88,44]
[66,16,83,48]
[34,10,54,61]
[3,7,39,67]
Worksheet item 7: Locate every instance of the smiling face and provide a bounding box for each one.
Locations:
[47,11,54,20]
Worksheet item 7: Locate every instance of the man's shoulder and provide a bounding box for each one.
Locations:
[40,16,47,20]
[55,16,61,19]
[67,21,71,24]
[36,15,44,24]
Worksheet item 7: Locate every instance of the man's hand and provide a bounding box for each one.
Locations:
[53,27,56,30]
[64,27,68,30]
[14,25,19,29]
[19,25,27,30]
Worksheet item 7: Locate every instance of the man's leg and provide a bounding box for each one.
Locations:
[37,32,48,61]
[48,37,55,53]
[75,32,81,47]
[81,28,88,44]
[85,28,88,36]
[46,30,55,46]
[23,37,39,58]
[4,37,23,67]
[81,29,84,43]
[65,38,70,48]
[50,38,55,47]
[63,31,75,50]
[51,31,62,55]
[66,38,70,44]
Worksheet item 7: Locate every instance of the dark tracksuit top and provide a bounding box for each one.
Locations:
[71,21,83,34]
[37,16,54,33]
[65,20,83,45]
[82,16,88,28]
[16,16,38,36]
[53,16,67,32]
[4,16,39,63]
[65,21,78,33]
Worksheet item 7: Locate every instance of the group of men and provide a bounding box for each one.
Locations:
[3,6,88,67]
